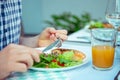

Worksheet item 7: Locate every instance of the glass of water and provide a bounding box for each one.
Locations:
[105,0,120,58]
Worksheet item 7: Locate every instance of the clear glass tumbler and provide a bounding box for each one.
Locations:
[91,28,116,70]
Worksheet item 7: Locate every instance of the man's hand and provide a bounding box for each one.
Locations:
[38,27,68,47]
[20,27,68,48]
[0,44,41,79]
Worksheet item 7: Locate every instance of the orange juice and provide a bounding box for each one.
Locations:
[92,45,115,68]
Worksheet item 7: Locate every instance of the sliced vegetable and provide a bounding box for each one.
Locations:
[33,50,84,68]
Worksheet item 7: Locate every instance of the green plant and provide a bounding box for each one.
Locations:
[45,12,97,34]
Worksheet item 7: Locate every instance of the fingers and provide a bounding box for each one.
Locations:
[40,27,56,40]
[47,28,68,40]
[55,30,68,41]
[10,63,28,72]
[56,33,68,41]
[28,49,41,62]
[43,27,68,39]
[47,27,56,34]
[1,44,42,75]
[22,49,40,63]
[38,27,68,47]
[16,53,34,68]
[56,30,68,35]
[47,28,68,35]
[49,34,57,41]
[7,44,41,67]
[15,45,41,63]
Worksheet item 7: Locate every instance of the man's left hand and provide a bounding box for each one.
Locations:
[38,27,68,47]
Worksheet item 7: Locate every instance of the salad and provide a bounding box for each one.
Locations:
[33,49,85,68]
[88,21,113,29]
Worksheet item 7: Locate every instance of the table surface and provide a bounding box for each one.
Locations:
[62,29,120,80]
[7,30,120,80]
[62,43,119,80]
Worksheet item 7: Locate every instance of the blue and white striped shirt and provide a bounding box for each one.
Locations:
[0,0,22,50]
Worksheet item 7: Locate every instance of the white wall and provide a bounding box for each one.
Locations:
[22,0,108,34]
[22,0,44,34]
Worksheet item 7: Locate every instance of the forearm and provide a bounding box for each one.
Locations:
[20,22,40,47]
[20,35,40,48]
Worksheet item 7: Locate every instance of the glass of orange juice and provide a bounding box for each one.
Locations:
[91,28,116,70]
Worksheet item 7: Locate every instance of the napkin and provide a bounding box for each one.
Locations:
[6,70,70,80]
[67,30,91,43]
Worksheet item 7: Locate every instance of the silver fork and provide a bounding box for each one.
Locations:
[42,38,62,53]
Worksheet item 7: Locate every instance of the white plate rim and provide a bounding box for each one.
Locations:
[29,47,89,72]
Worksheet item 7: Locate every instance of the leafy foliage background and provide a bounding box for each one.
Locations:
[45,12,97,34]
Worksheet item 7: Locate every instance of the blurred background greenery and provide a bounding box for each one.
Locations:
[45,12,97,34]
[22,0,108,35]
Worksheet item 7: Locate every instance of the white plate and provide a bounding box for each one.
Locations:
[29,48,89,72]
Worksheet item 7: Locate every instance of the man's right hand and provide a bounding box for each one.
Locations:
[0,44,41,79]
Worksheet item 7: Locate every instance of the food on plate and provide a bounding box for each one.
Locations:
[89,22,114,29]
[33,48,86,68]
[89,22,120,31]
[52,48,86,60]
[103,23,114,28]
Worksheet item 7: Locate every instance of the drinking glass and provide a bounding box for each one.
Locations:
[105,0,120,58]
[105,0,120,29]
[91,28,116,70]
